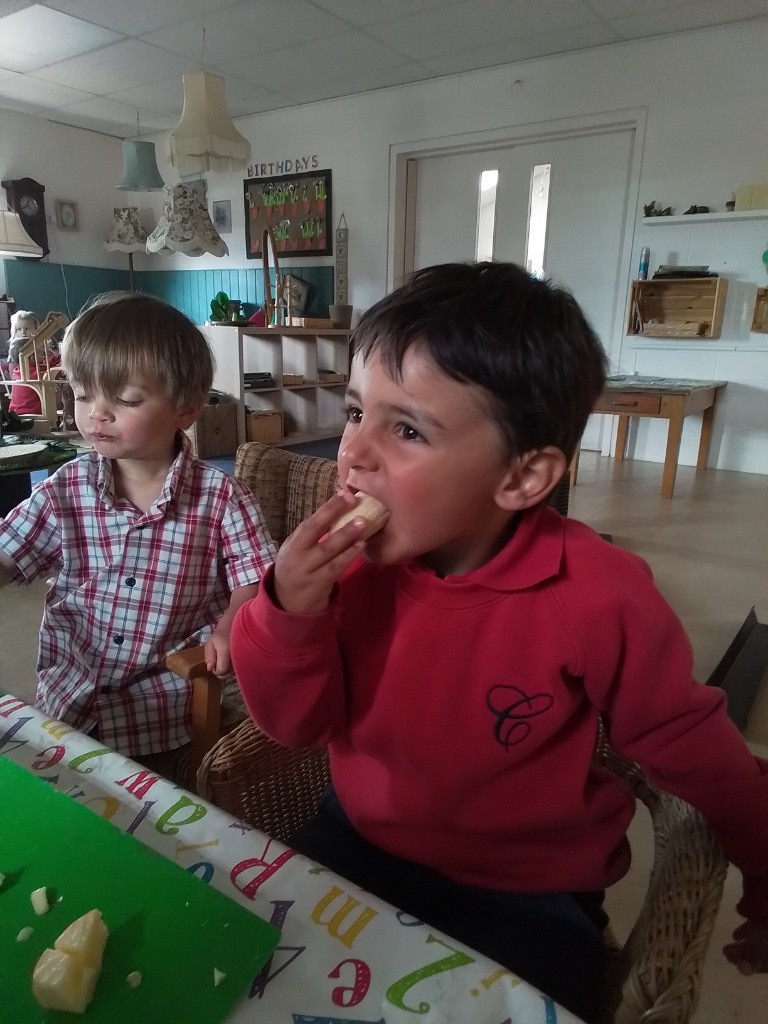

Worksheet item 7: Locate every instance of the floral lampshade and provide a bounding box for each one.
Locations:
[146,183,228,257]
[167,71,250,174]
[104,207,151,290]
[104,207,148,252]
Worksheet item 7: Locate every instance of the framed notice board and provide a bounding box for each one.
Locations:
[244,168,332,258]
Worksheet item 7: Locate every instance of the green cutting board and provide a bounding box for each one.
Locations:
[0,758,280,1023]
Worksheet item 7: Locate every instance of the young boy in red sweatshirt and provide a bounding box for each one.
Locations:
[230,262,767,1022]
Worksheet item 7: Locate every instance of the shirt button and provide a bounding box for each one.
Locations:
[113,635,124,645]
[125,577,136,587]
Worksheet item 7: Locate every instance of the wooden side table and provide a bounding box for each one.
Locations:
[573,377,727,498]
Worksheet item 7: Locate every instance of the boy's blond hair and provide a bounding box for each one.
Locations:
[10,309,39,336]
[61,292,214,408]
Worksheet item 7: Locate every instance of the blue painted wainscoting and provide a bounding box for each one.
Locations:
[1,260,333,326]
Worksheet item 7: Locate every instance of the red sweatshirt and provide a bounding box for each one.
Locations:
[231,506,768,924]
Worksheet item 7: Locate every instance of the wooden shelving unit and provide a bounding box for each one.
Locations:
[626,278,728,339]
[202,323,352,446]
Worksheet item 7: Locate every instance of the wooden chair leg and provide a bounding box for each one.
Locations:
[166,645,222,788]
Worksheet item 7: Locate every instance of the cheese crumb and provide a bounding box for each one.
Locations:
[31,887,50,915]
[213,968,226,987]
[17,927,34,942]
[126,971,142,988]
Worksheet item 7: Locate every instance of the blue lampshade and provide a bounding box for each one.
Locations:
[115,140,165,191]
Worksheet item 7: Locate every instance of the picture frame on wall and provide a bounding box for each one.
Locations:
[55,199,79,231]
[212,200,232,234]
[244,168,332,259]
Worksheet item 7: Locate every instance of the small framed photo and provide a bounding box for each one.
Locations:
[212,200,232,234]
[55,199,79,231]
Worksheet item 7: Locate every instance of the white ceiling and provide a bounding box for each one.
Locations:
[0,0,765,139]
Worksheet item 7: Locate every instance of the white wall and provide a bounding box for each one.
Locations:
[2,20,767,472]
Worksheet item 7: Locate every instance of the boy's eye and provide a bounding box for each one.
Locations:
[117,398,142,407]
[345,405,362,424]
[395,422,423,442]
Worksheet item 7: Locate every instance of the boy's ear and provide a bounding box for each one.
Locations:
[495,446,568,512]
[176,398,205,431]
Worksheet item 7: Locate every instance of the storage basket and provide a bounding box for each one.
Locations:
[246,410,284,444]
[282,373,304,386]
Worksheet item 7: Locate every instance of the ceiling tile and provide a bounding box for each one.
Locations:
[421,21,618,75]
[364,0,599,60]
[311,0,461,27]
[227,30,407,90]
[42,0,244,36]
[0,70,94,106]
[608,0,768,39]
[0,4,121,72]
[282,62,437,105]
[140,0,349,64]
[33,39,201,93]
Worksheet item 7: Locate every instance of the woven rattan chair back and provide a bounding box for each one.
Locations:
[594,722,728,1024]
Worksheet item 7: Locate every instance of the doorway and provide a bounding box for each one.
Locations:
[389,112,645,453]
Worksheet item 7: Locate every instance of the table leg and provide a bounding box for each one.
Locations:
[614,416,630,461]
[696,402,716,471]
[661,410,685,498]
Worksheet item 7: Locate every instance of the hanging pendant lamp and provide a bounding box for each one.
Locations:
[0,210,43,258]
[115,140,165,191]
[146,183,228,258]
[168,71,250,174]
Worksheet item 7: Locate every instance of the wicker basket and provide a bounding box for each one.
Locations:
[282,373,304,386]
[245,410,284,444]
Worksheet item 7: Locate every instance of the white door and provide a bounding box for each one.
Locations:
[412,130,635,450]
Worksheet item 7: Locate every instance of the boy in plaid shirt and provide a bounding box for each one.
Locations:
[0,293,275,759]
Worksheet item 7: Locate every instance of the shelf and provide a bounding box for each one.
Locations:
[642,210,768,226]
[203,323,351,446]
[626,277,728,340]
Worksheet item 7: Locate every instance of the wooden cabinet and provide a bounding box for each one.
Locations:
[626,277,728,339]
[203,324,351,446]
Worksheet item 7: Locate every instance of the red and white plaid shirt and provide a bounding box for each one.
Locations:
[0,434,276,756]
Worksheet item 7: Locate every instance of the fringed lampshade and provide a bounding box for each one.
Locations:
[0,210,44,258]
[146,183,228,257]
[104,207,150,289]
[168,71,250,174]
[115,140,165,191]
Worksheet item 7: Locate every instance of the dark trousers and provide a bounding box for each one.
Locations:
[290,789,609,1024]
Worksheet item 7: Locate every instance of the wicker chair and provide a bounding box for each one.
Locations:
[196,713,726,1024]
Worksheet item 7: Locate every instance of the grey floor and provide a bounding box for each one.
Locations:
[2,448,767,1020]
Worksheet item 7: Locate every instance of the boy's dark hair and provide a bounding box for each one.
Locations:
[352,262,607,460]
[61,292,213,408]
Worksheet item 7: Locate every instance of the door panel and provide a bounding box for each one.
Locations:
[412,130,634,450]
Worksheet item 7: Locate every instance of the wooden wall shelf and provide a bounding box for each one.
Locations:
[751,287,768,334]
[642,210,768,226]
[627,278,728,339]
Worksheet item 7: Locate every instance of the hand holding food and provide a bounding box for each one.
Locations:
[329,491,389,539]
[274,491,388,614]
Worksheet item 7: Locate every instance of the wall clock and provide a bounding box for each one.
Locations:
[1,177,50,257]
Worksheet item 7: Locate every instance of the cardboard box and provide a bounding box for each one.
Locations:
[246,410,284,444]
[186,399,238,458]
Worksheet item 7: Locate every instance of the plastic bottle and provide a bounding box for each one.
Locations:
[638,246,650,280]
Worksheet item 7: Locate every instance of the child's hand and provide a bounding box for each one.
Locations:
[204,629,232,677]
[723,920,768,974]
[274,492,367,614]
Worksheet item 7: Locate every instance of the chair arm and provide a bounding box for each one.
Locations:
[165,645,223,788]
